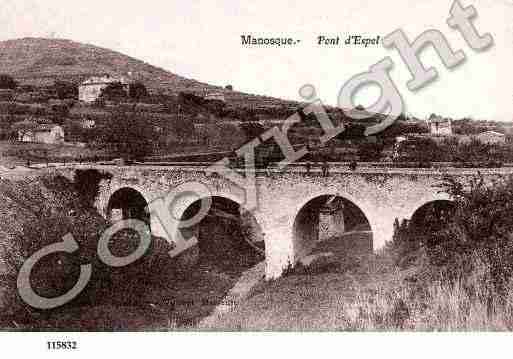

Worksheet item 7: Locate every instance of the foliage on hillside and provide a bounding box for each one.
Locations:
[0,173,108,320]
[0,171,182,329]
[395,136,513,166]
[391,174,513,298]
[94,110,155,160]
[0,74,17,90]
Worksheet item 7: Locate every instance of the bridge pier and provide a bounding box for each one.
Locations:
[150,215,172,241]
[319,209,345,242]
[247,207,295,280]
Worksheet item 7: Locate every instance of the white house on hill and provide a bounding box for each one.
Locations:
[476,131,505,145]
[205,91,226,102]
[79,75,129,103]
[427,114,452,136]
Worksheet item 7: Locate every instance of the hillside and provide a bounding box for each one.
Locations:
[0,37,298,108]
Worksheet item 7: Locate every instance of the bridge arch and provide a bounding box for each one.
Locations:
[404,191,453,222]
[292,193,373,260]
[106,186,151,223]
[409,199,455,231]
[176,195,265,272]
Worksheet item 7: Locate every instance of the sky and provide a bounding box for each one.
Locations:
[0,0,512,122]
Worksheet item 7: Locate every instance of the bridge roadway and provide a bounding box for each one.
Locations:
[54,163,513,279]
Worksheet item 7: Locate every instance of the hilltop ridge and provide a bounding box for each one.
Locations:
[0,37,299,109]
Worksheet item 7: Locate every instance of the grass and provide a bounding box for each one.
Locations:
[11,227,512,331]
[200,243,513,331]
[339,259,513,331]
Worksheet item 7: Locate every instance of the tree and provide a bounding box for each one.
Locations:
[240,122,265,142]
[396,137,442,163]
[129,82,148,100]
[392,174,513,297]
[380,119,429,139]
[335,123,366,140]
[50,103,70,125]
[54,81,78,99]
[0,74,17,90]
[171,115,195,138]
[98,110,154,160]
[357,140,384,161]
[99,82,128,102]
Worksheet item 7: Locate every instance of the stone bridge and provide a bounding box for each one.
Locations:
[56,164,513,279]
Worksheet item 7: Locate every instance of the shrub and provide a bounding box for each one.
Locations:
[390,173,513,299]
[99,82,128,102]
[357,140,384,162]
[54,81,78,100]
[129,82,148,100]
[95,110,155,160]
[0,74,17,90]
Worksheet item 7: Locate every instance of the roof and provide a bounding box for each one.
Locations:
[427,114,451,124]
[477,130,505,137]
[81,75,128,86]
[35,124,60,131]
[11,120,60,131]
[343,107,388,121]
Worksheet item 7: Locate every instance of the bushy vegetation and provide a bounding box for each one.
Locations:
[335,255,513,330]
[53,81,78,100]
[0,173,187,330]
[0,174,109,325]
[393,174,513,286]
[94,109,156,160]
[0,74,17,90]
[98,82,129,103]
[395,136,512,166]
[128,82,148,100]
[380,174,513,329]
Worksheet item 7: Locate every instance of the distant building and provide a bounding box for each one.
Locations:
[205,91,226,102]
[79,75,129,103]
[427,114,452,136]
[15,121,64,144]
[78,118,96,129]
[475,130,506,145]
[393,136,407,158]
[395,135,407,143]
[456,135,472,145]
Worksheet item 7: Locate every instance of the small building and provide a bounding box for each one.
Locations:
[475,130,506,145]
[427,114,452,136]
[456,134,473,145]
[78,118,96,129]
[395,135,407,144]
[205,91,226,102]
[79,75,129,103]
[13,120,64,144]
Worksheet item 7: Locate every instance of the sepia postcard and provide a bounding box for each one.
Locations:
[0,0,512,356]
